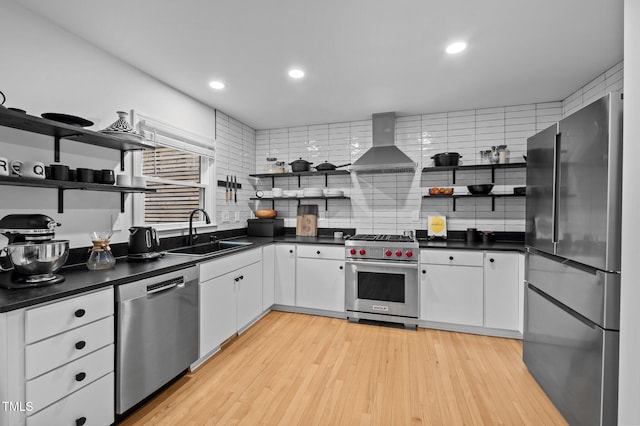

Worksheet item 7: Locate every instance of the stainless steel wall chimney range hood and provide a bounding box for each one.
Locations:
[349,112,417,174]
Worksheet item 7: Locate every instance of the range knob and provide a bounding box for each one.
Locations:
[395,250,403,257]
[385,249,392,257]
[349,248,356,255]
[359,249,366,256]
[406,251,413,258]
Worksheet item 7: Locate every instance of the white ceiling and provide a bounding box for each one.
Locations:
[15,0,623,130]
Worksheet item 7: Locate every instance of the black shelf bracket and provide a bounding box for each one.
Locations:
[121,193,126,213]
[120,151,126,172]
[54,136,61,163]
[297,175,301,188]
[57,188,64,213]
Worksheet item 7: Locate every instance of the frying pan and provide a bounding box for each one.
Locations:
[314,161,351,171]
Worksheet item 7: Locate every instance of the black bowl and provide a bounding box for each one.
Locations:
[467,184,494,195]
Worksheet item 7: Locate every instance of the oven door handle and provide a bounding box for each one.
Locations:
[346,260,419,269]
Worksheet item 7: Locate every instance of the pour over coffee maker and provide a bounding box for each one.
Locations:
[86,231,116,271]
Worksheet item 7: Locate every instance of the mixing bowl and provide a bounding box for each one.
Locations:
[2,240,69,275]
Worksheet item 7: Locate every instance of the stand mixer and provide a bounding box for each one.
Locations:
[0,214,69,287]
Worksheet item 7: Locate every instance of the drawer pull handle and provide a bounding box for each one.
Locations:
[339,266,343,270]
[422,270,426,274]
[74,309,86,318]
[234,277,240,282]
[76,417,87,426]
[489,258,495,263]
[75,372,87,382]
[449,256,454,261]
[316,250,321,254]
[289,249,293,253]
[239,275,244,280]
[75,341,86,350]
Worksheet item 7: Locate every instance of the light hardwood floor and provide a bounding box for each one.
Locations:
[119,311,566,425]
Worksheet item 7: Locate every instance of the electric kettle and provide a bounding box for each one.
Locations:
[128,226,161,259]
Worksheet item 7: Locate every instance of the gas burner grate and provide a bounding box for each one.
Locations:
[349,234,413,242]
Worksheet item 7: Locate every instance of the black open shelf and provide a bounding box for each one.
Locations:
[250,195,350,210]
[249,169,350,187]
[421,162,526,184]
[423,193,525,211]
[0,175,155,213]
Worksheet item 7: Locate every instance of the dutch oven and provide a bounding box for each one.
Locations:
[289,158,313,172]
[431,152,462,167]
[314,161,351,171]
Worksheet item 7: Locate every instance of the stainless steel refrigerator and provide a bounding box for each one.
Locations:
[524,92,622,426]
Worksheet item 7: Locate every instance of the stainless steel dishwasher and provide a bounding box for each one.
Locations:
[116,266,199,415]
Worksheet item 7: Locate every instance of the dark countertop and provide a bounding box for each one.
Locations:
[0,233,523,313]
[418,239,525,252]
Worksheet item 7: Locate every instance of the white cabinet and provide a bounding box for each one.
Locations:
[199,270,237,358]
[236,261,263,332]
[484,251,520,331]
[199,248,263,358]
[420,259,484,327]
[274,244,296,306]
[296,245,345,312]
[1,287,115,426]
[420,248,522,335]
[262,244,275,310]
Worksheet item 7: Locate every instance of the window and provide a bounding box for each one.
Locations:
[131,111,216,228]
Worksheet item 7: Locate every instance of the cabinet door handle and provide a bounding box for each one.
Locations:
[316,250,321,255]
[239,275,244,280]
[76,417,87,426]
[449,256,454,261]
[339,266,343,270]
[234,277,240,282]
[289,250,293,253]
[75,372,87,382]
[422,270,426,274]
[74,309,86,318]
[489,258,495,263]
[75,341,86,350]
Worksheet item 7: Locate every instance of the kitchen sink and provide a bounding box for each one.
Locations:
[166,240,253,257]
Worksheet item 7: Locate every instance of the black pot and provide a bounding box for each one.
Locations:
[289,158,313,172]
[431,152,462,167]
[315,161,351,171]
[467,184,494,195]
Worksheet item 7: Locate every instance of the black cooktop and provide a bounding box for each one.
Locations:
[349,234,414,242]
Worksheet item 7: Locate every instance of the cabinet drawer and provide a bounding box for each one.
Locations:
[200,248,262,282]
[25,287,114,344]
[27,372,114,426]
[296,245,344,260]
[27,344,113,414]
[26,316,114,379]
[420,249,483,266]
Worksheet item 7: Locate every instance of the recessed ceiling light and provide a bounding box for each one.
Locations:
[288,69,305,79]
[445,42,467,54]
[209,80,225,89]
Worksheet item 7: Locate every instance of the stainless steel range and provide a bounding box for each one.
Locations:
[345,234,419,329]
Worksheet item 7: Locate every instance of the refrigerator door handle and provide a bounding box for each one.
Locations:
[551,130,561,248]
[527,282,597,330]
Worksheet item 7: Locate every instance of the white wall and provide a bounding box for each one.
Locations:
[618,1,640,424]
[254,60,623,235]
[0,1,255,248]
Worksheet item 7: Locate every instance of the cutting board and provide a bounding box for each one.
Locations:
[296,205,318,236]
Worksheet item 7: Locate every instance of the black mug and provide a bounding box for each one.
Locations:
[100,169,115,185]
[466,228,478,243]
[76,168,94,182]
[49,164,69,181]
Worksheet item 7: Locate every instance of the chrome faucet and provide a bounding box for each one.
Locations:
[188,208,211,245]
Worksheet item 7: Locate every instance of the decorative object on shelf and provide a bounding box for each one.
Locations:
[480,150,492,164]
[41,113,94,127]
[86,231,116,271]
[265,157,278,173]
[427,215,447,240]
[0,157,7,176]
[429,187,453,196]
[101,111,145,141]
[255,209,277,219]
[276,161,287,173]
[431,152,462,167]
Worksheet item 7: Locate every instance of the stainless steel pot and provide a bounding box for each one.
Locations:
[0,240,69,275]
